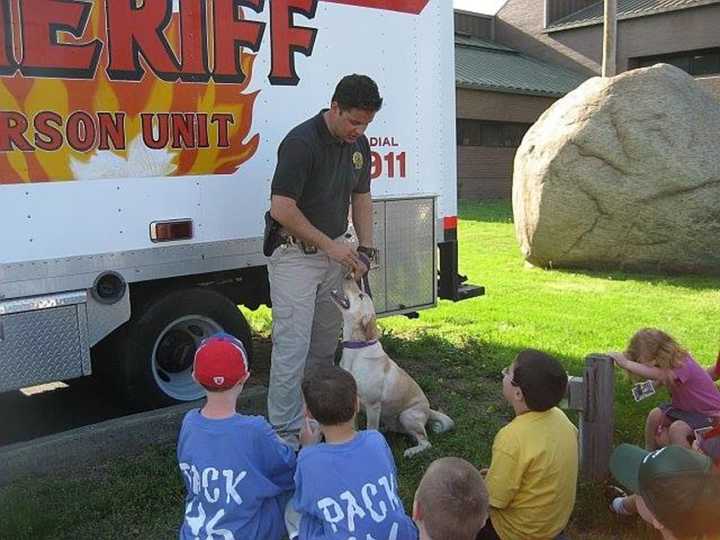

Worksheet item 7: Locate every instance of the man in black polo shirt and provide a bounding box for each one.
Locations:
[267,74,382,447]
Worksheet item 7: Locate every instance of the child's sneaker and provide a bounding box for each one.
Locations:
[610,496,634,516]
[604,485,634,516]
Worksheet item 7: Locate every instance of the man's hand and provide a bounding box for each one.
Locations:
[324,241,366,275]
[356,252,371,278]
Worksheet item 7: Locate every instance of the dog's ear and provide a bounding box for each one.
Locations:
[361,313,379,341]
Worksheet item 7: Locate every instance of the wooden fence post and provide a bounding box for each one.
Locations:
[578,354,614,481]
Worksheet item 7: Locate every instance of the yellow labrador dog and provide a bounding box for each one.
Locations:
[331,276,454,457]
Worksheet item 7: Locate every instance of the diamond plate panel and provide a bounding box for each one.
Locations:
[0,291,85,315]
[384,198,436,312]
[0,306,87,392]
[368,202,387,314]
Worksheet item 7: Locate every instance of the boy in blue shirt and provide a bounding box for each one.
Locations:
[177,333,296,540]
[291,365,418,540]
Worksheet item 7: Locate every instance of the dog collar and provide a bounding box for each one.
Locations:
[342,340,378,349]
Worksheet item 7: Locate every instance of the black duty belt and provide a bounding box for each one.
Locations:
[279,232,318,254]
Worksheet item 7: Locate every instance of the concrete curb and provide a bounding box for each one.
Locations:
[0,385,267,487]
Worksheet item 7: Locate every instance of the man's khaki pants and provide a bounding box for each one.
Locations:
[267,242,346,448]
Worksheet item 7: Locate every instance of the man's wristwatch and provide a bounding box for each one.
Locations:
[357,245,378,264]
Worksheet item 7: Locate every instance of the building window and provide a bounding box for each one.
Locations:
[544,0,599,27]
[454,12,493,41]
[456,119,532,148]
[631,48,720,76]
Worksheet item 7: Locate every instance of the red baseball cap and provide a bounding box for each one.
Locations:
[193,333,250,390]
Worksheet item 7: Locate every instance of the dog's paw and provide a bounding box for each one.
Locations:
[403,442,431,458]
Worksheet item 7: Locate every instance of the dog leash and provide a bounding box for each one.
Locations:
[356,252,373,298]
[342,252,374,351]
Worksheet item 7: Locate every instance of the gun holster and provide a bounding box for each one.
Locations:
[263,211,282,257]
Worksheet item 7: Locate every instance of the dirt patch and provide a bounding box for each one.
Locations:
[249,334,272,387]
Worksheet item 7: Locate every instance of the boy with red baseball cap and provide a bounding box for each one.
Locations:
[177,333,297,540]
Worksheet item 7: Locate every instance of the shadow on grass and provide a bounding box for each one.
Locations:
[457,200,720,292]
[551,265,720,292]
[0,444,183,540]
[0,331,648,539]
[378,331,647,539]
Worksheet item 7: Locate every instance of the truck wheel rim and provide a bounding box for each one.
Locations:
[151,315,223,401]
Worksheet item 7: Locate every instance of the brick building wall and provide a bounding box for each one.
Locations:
[494,0,600,75]
[457,88,557,122]
[698,76,720,99]
[615,7,720,72]
[495,0,720,76]
[457,147,518,199]
[456,89,558,199]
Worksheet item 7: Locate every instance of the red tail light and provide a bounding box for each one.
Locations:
[150,219,193,242]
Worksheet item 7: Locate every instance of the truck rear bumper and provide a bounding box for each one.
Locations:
[437,240,485,302]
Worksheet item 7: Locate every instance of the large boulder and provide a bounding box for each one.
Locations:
[513,64,720,274]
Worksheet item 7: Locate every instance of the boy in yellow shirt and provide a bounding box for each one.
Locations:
[477,349,578,540]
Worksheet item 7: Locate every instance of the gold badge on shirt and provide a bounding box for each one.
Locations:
[352,151,363,170]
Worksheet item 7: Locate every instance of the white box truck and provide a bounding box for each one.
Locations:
[0,0,482,408]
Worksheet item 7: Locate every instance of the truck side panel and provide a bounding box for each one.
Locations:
[0,1,464,402]
[1,0,455,266]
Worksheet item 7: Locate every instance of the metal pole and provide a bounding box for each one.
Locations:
[602,0,617,77]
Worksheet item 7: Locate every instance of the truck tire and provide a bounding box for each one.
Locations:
[116,287,253,409]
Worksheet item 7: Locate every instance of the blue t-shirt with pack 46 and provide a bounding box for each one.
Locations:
[177,410,296,540]
[292,430,418,540]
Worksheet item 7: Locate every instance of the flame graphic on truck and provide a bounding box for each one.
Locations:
[0,1,259,184]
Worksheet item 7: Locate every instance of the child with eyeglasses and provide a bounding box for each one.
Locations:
[476,349,577,540]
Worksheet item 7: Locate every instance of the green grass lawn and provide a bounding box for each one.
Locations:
[2,200,719,539]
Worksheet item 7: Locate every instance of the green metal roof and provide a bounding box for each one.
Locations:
[455,36,588,97]
[547,0,720,31]
[455,35,516,53]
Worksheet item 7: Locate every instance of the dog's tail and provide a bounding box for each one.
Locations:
[428,409,455,434]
